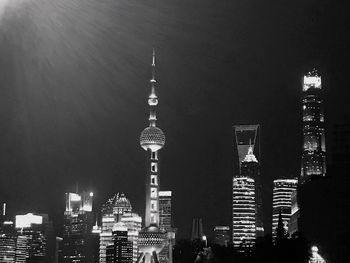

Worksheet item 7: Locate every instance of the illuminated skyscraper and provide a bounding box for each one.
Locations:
[290,69,327,235]
[15,235,28,263]
[100,193,132,263]
[159,191,174,263]
[272,179,297,236]
[120,212,142,263]
[0,220,16,263]
[63,191,97,263]
[232,175,256,248]
[213,226,230,247]
[232,145,264,248]
[232,125,263,246]
[301,69,326,183]
[138,50,166,263]
[159,191,172,233]
[13,213,54,262]
[106,223,133,263]
[240,146,264,237]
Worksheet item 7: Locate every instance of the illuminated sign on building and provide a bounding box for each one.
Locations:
[15,213,43,228]
[303,75,321,91]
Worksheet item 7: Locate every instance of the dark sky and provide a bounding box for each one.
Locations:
[0,0,349,239]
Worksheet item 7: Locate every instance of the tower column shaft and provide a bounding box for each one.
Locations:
[145,150,160,227]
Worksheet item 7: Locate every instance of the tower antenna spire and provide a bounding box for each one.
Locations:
[148,48,158,127]
[151,48,156,83]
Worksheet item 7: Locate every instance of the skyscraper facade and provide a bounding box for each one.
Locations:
[301,69,326,183]
[14,213,55,263]
[232,175,256,248]
[138,50,166,263]
[120,212,142,263]
[290,69,327,235]
[63,191,97,263]
[159,191,173,263]
[0,220,16,263]
[158,191,172,233]
[232,125,263,246]
[105,223,133,263]
[100,193,132,263]
[240,146,264,237]
[232,144,264,248]
[272,179,297,236]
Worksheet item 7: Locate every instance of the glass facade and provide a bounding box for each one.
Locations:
[232,176,256,247]
[272,179,297,236]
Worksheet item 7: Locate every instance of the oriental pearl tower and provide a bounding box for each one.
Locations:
[137,49,166,263]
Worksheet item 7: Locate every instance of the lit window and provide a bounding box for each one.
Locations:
[151,201,157,211]
[152,151,158,160]
[151,188,157,198]
[151,163,158,172]
[151,175,157,185]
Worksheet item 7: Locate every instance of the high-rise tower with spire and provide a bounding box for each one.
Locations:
[138,50,166,263]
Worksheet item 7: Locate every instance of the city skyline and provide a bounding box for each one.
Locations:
[1,0,350,242]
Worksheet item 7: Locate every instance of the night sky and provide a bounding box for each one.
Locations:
[0,0,349,238]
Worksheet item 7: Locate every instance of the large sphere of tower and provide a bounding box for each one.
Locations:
[140,126,165,152]
[138,225,166,254]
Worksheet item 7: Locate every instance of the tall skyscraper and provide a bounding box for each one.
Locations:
[159,191,174,263]
[63,191,97,263]
[120,212,142,263]
[301,69,326,183]
[272,179,297,236]
[13,213,54,262]
[191,218,204,241]
[100,193,132,263]
[240,146,264,237]
[158,191,172,233]
[0,220,16,263]
[138,50,166,263]
[15,235,28,262]
[213,226,230,247]
[233,125,260,176]
[232,175,256,248]
[232,125,263,247]
[232,145,264,248]
[290,69,326,235]
[105,223,133,263]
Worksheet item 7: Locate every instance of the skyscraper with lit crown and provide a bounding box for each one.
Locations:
[100,193,132,263]
[301,69,326,183]
[106,222,133,263]
[289,69,327,235]
[138,49,166,263]
[120,212,142,263]
[63,191,97,263]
